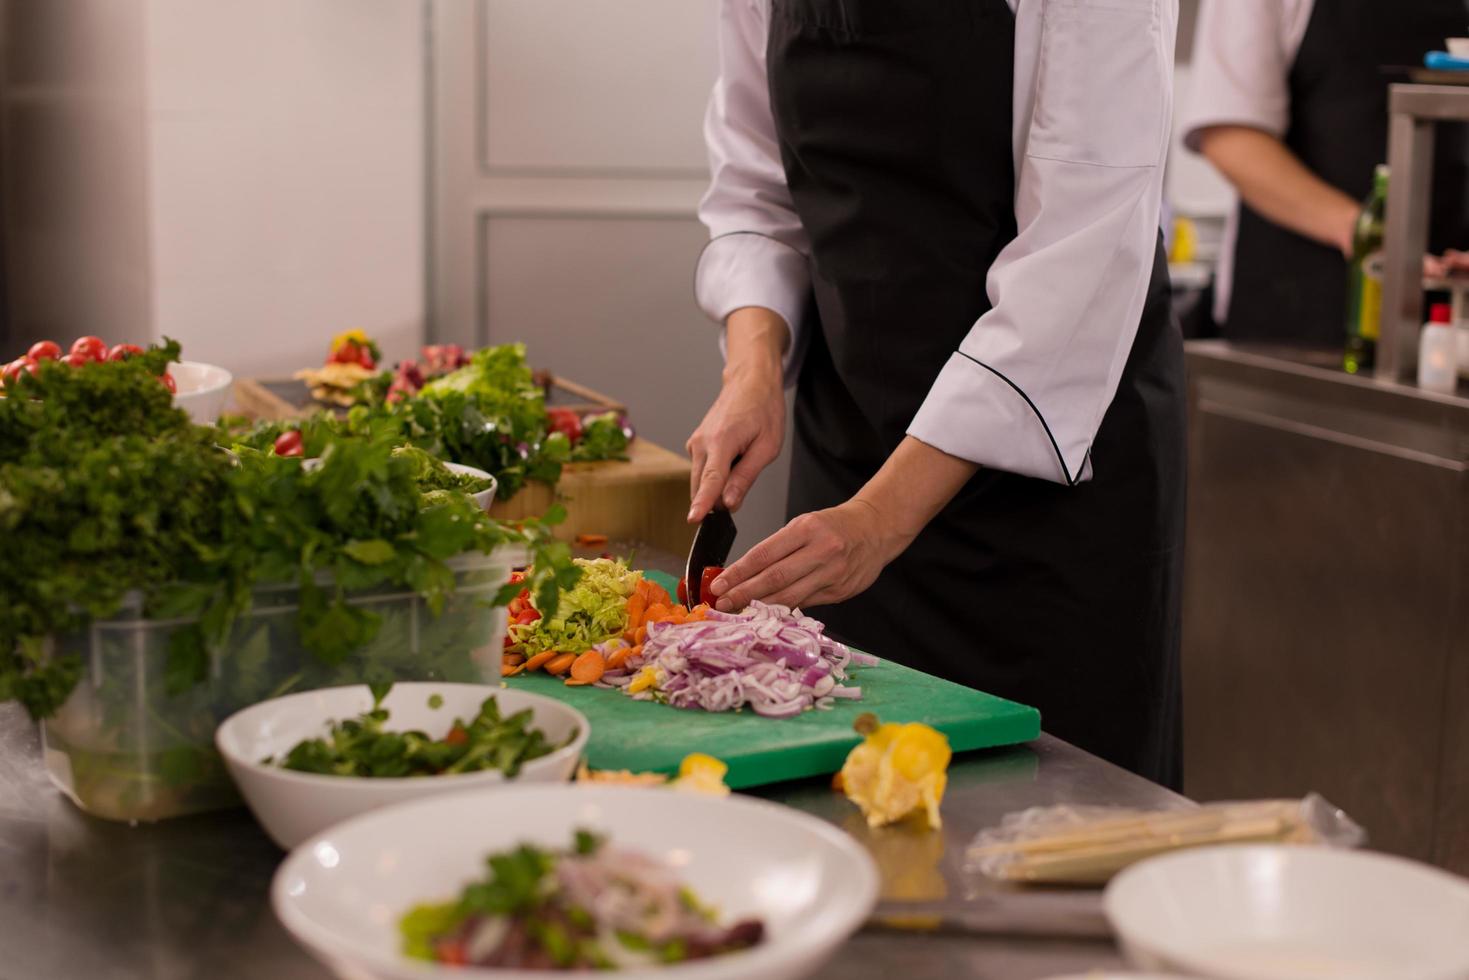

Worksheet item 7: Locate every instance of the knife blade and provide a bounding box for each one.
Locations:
[685,507,737,606]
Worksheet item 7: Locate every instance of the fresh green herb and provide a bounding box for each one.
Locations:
[570,411,630,462]
[0,340,581,726]
[273,693,563,779]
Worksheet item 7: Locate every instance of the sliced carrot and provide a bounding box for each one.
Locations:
[502,653,526,667]
[544,652,577,676]
[644,603,671,624]
[625,592,647,630]
[575,533,609,546]
[570,650,606,684]
[522,649,559,673]
[635,625,648,645]
[563,678,593,686]
[644,583,673,608]
[607,645,640,670]
[501,662,523,677]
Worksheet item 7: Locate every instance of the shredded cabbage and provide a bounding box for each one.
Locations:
[510,558,641,655]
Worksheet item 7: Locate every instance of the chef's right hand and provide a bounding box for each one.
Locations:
[687,307,789,522]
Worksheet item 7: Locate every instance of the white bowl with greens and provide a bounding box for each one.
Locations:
[217,683,587,849]
[441,461,497,511]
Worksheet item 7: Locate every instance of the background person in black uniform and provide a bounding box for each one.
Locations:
[687,0,1185,787]
[1184,0,1469,344]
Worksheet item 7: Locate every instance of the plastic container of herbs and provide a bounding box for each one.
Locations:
[39,548,519,824]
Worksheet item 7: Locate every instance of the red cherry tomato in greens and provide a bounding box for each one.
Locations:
[69,336,107,362]
[27,341,61,361]
[160,371,177,393]
[3,357,36,382]
[60,352,90,369]
[676,577,688,606]
[108,343,144,361]
[699,565,724,605]
[273,429,303,457]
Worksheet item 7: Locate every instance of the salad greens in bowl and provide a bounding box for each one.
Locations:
[217,683,588,849]
[273,784,878,980]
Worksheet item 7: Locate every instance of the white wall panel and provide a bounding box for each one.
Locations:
[479,0,719,174]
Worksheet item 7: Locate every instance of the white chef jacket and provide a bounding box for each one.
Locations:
[1180,0,1316,325]
[694,0,1177,486]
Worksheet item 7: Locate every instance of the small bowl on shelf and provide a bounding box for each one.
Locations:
[216,682,588,849]
[170,360,233,424]
[1446,37,1469,58]
[442,461,496,512]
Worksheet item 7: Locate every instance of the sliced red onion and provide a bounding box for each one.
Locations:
[614,600,869,717]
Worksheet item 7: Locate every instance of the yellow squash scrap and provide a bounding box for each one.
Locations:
[671,753,730,797]
[839,713,951,829]
[576,752,730,797]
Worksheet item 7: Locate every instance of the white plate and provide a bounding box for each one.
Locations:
[170,359,233,424]
[1104,844,1469,980]
[272,784,879,980]
[217,683,587,849]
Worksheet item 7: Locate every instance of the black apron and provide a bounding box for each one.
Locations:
[1225,0,1469,344]
[768,0,1186,786]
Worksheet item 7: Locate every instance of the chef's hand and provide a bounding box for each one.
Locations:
[687,307,789,522]
[708,436,981,611]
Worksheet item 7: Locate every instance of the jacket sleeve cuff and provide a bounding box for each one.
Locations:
[695,232,810,386]
[907,353,1092,485]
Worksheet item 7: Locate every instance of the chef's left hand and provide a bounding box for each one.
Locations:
[707,499,911,612]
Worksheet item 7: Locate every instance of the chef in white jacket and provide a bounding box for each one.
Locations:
[687,0,1185,784]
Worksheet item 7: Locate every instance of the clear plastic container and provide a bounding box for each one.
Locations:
[39,549,516,823]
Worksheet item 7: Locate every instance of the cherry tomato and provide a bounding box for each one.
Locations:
[69,336,107,362]
[547,407,583,443]
[700,565,724,604]
[442,725,469,748]
[677,577,689,606]
[3,357,36,382]
[60,352,90,369]
[273,429,304,457]
[514,608,541,625]
[356,345,376,370]
[108,343,144,361]
[160,371,177,393]
[435,939,468,966]
[27,341,61,361]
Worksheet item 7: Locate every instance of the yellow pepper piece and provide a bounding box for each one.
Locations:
[626,666,660,695]
[839,713,951,829]
[329,329,371,355]
[672,753,730,796]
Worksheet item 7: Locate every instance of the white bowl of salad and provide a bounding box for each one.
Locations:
[217,683,588,849]
[272,784,878,979]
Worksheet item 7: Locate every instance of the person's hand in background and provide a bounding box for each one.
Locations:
[1424,249,1469,281]
[686,307,789,522]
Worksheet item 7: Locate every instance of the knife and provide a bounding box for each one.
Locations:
[685,507,737,606]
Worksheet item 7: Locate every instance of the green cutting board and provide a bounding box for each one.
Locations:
[504,571,1040,789]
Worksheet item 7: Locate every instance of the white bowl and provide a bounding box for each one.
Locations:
[442,462,496,512]
[217,683,588,849]
[1104,845,1469,980]
[170,359,233,424]
[272,784,878,980]
[1447,37,1469,58]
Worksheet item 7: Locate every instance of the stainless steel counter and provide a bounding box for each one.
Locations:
[0,703,1184,979]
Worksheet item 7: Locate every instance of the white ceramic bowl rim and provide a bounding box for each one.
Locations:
[1104,844,1469,980]
[215,683,588,794]
[272,784,880,980]
[170,359,233,395]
